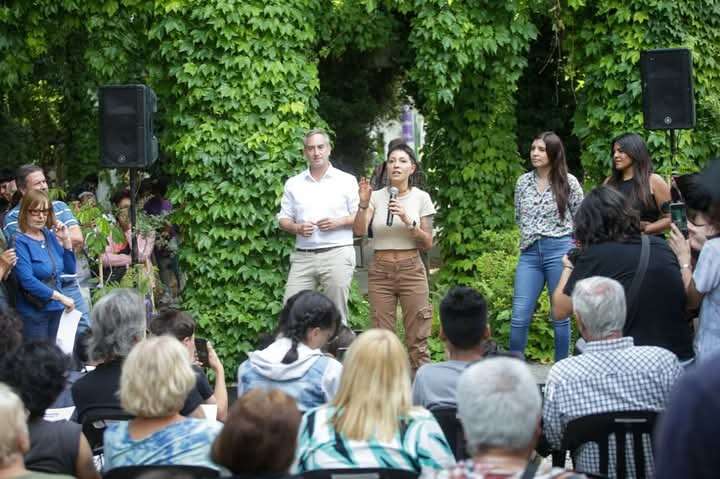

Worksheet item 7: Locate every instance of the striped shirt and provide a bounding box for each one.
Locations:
[293,405,455,475]
[3,200,79,242]
[542,337,682,477]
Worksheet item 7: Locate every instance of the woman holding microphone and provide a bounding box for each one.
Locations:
[353,140,435,373]
[509,132,583,361]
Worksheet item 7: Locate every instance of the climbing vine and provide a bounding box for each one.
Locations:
[561,0,720,181]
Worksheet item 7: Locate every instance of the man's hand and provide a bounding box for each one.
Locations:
[296,222,316,237]
[317,218,343,232]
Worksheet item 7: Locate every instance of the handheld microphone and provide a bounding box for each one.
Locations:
[386,186,399,227]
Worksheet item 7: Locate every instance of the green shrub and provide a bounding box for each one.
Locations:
[433,229,557,363]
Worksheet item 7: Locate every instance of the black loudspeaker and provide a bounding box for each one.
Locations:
[99,84,158,168]
[640,48,695,130]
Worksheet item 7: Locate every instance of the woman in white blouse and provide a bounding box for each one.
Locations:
[353,140,435,373]
[510,132,583,360]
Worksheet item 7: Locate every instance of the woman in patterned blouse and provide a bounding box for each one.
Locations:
[510,132,584,361]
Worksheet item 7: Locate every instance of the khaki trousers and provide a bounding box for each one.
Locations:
[283,245,356,325]
[368,253,432,371]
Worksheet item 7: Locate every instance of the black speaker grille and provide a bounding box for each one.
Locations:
[99,85,156,168]
[641,48,695,130]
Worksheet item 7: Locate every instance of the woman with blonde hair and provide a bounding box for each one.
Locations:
[293,329,454,475]
[102,336,222,472]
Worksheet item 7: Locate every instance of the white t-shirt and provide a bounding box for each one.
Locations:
[694,237,720,361]
[369,187,435,250]
[277,165,359,249]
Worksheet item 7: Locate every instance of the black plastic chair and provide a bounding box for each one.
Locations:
[79,406,134,457]
[103,465,219,479]
[430,407,469,461]
[300,468,418,479]
[551,410,658,479]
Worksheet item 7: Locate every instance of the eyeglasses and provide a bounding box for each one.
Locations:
[29,208,51,217]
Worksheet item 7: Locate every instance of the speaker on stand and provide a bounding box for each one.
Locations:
[640,48,695,171]
[99,84,159,266]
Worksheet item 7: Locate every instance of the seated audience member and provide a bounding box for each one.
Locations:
[293,329,455,475]
[212,389,301,479]
[71,288,147,420]
[654,351,720,479]
[0,309,22,358]
[0,383,74,479]
[413,286,494,409]
[668,193,720,362]
[149,309,227,421]
[101,189,155,284]
[544,276,682,477]
[552,186,694,363]
[103,336,222,471]
[437,357,577,479]
[237,291,342,412]
[0,343,98,479]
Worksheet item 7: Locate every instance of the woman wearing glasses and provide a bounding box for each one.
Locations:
[14,189,75,341]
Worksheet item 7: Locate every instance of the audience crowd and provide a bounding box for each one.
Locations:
[0,156,719,479]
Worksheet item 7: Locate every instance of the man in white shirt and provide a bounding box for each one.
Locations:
[278,129,359,324]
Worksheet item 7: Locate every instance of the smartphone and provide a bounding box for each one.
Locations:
[194,337,210,368]
[670,202,689,238]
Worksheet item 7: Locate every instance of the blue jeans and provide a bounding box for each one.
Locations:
[22,309,62,342]
[510,235,573,361]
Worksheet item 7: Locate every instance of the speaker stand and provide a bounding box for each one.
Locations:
[667,129,678,171]
[129,168,140,269]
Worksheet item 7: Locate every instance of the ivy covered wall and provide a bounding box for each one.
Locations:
[2,1,720,366]
[562,0,720,180]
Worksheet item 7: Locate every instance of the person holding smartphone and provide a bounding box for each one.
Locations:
[668,193,720,362]
[509,132,584,361]
[149,309,228,422]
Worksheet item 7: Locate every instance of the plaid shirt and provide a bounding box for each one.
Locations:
[542,337,682,477]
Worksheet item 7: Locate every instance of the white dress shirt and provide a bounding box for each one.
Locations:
[278,165,359,249]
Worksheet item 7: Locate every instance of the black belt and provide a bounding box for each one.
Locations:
[296,244,350,254]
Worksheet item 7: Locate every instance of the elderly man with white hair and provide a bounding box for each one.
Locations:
[437,357,575,478]
[543,276,682,477]
[0,382,73,479]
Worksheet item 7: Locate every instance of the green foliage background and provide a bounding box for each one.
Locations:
[2,0,720,367]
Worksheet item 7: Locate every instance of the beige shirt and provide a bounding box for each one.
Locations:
[369,187,435,250]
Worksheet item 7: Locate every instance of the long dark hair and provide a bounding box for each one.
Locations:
[370,139,426,190]
[535,131,571,219]
[574,186,642,247]
[607,133,654,209]
[279,291,340,364]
